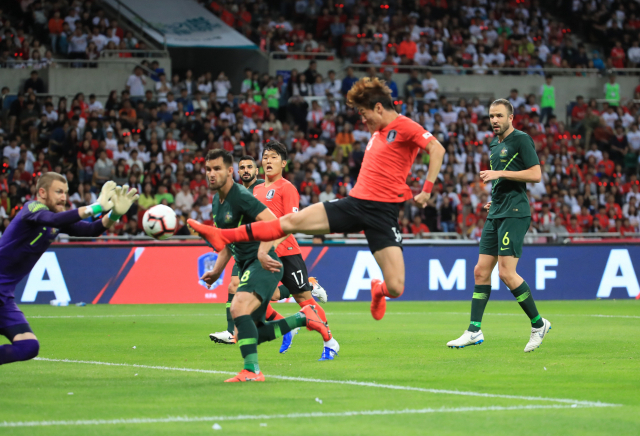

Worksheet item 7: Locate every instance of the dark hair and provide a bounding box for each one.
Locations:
[205,149,233,167]
[239,155,257,166]
[263,140,288,161]
[490,98,514,116]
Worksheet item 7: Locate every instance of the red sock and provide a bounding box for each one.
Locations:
[220,220,285,243]
[380,282,403,298]
[266,303,284,322]
[299,298,332,339]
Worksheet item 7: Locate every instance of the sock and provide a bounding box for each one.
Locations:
[468,284,491,332]
[226,293,235,334]
[234,315,260,374]
[278,285,291,300]
[0,339,39,365]
[298,298,331,339]
[257,313,306,344]
[324,337,338,349]
[379,281,403,299]
[510,281,544,328]
[265,303,285,322]
[220,220,285,243]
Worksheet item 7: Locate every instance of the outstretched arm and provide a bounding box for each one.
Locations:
[200,246,232,288]
[415,138,446,208]
[480,165,542,183]
[256,208,285,273]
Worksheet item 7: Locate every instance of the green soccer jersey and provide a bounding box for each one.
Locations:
[487,129,540,219]
[211,183,269,268]
[246,178,264,194]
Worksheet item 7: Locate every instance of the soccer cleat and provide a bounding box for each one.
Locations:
[447,330,485,348]
[309,277,328,303]
[187,219,228,252]
[224,369,265,383]
[301,305,332,342]
[318,338,339,361]
[524,318,551,353]
[370,279,387,321]
[209,331,236,345]
[279,328,298,354]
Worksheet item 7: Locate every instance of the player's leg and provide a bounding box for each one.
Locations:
[448,219,499,348]
[210,266,238,344]
[263,298,297,354]
[188,202,331,251]
[0,301,40,365]
[497,218,551,352]
[281,254,339,359]
[227,289,264,382]
[369,246,405,320]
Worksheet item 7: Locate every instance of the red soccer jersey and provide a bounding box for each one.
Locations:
[349,115,435,203]
[253,178,301,257]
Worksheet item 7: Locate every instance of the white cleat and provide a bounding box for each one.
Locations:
[524,318,551,353]
[309,277,328,303]
[209,330,235,345]
[447,330,484,349]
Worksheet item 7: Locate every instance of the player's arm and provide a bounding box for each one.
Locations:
[480,138,541,183]
[415,133,446,208]
[200,246,232,288]
[255,208,284,273]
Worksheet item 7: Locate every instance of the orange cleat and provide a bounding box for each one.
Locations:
[224,369,265,383]
[301,305,332,342]
[370,279,387,321]
[187,219,228,252]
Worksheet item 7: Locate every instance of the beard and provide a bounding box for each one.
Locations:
[210,174,228,191]
[241,172,256,183]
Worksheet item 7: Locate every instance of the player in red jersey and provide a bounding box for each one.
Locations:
[189,77,445,320]
[253,140,339,360]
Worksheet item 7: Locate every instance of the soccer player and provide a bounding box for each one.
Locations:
[0,174,139,366]
[253,141,339,360]
[447,99,551,353]
[189,77,446,321]
[196,150,331,382]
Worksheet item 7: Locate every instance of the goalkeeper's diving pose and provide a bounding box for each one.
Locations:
[0,173,139,365]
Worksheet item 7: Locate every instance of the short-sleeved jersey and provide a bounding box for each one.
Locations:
[253,178,301,257]
[349,115,436,203]
[212,183,271,268]
[488,129,540,219]
[0,201,105,299]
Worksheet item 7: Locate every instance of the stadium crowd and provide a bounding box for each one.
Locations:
[209,0,638,73]
[2,61,640,241]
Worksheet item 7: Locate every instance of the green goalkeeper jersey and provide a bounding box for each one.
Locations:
[487,129,540,220]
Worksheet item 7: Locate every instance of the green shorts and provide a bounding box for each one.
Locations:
[236,252,283,323]
[479,217,530,258]
[231,263,239,277]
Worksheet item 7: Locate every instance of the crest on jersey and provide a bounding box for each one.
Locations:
[500,147,508,157]
[386,129,398,143]
[225,211,233,223]
[266,189,275,200]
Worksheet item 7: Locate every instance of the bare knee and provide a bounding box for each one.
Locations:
[474,264,491,284]
[228,282,238,295]
[498,271,519,288]
[386,276,404,297]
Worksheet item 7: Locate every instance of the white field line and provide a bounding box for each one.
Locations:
[26,312,640,320]
[0,404,608,428]
[33,358,620,408]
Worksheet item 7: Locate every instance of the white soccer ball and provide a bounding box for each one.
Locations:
[142,205,177,240]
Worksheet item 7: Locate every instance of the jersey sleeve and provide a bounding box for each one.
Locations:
[410,123,436,151]
[519,135,540,168]
[59,219,106,237]
[238,188,267,220]
[22,202,83,227]
[281,183,300,215]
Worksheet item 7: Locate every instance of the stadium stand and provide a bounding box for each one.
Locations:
[1,0,640,242]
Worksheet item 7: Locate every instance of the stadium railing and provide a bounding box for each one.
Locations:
[346,63,613,76]
[269,51,337,60]
[105,0,167,50]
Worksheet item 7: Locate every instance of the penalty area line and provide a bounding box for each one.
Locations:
[33,357,621,408]
[0,404,606,428]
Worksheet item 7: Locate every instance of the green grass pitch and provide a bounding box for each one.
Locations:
[1,300,639,435]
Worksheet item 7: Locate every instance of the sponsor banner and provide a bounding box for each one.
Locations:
[13,245,640,304]
[104,0,257,48]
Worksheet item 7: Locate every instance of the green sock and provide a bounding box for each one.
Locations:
[234,315,260,373]
[510,280,544,328]
[226,293,235,334]
[278,285,291,300]
[468,284,491,332]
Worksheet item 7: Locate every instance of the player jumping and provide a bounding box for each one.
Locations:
[209,155,329,356]
[447,99,551,352]
[0,175,138,366]
[196,150,331,382]
[190,77,445,321]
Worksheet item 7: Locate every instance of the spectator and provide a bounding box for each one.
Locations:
[126,66,147,102]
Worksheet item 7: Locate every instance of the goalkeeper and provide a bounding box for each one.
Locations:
[0,172,139,366]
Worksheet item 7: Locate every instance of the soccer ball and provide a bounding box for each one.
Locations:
[143,205,177,240]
